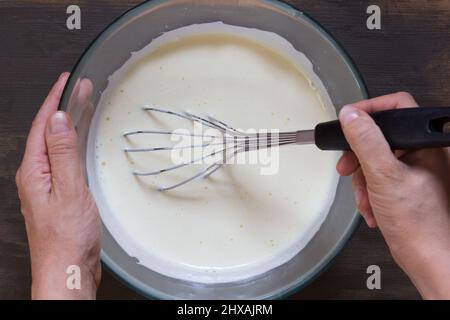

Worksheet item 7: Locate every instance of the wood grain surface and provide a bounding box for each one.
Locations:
[0,0,449,300]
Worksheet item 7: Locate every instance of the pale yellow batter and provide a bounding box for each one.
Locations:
[88,23,339,283]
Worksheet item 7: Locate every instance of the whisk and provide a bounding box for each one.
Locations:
[124,107,450,191]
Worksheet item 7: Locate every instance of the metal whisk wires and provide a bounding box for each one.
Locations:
[123,108,298,191]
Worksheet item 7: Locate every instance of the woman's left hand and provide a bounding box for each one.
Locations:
[16,73,101,300]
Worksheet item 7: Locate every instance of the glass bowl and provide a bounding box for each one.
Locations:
[60,0,367,299]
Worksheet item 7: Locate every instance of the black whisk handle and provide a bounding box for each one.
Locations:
[315,107,450,151]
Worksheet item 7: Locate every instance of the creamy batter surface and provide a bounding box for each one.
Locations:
[88,23,339,283]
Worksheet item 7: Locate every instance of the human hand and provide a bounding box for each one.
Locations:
[15,73,101,300]
[337,92,450,299]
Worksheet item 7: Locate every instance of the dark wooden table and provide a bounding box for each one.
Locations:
[1,0,449,300]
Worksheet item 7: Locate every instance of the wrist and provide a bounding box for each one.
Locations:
[32,258,100,300]
[391,241,450,299]
[30,251,100,300]
[26,222,101,300]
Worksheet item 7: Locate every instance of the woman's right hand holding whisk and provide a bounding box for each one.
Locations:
[337,92,450,299]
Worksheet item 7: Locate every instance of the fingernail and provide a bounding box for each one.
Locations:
[49,112,70,134]
[58,72,69,81]
[339,105,360,125]
[354,187,363,207]
[367,219,377,229]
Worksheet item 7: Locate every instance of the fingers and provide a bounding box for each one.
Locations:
[45,111,83,195]
[339,105,404,177]
[336,92,417,229]
[23,73,70,164]
[336,151,359,176]
[350,92,419,113]
[337,149,409,177]
[336,92,417,177]
[352,169,377,228]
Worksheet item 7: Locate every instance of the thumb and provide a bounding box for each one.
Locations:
[339,105,402,177]
[45,111,83,192]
